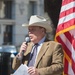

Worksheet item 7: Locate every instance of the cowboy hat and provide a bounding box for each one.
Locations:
[22,15,52,32]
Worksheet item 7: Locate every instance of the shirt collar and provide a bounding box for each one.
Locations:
[38,36,46,45]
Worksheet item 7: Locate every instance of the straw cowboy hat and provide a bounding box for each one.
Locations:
[22,15,52,32]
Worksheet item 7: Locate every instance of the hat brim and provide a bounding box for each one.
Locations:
[22,22,52,32]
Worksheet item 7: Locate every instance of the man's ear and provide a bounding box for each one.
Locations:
[42,28,46,33]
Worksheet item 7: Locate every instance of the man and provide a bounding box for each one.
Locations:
[12,15,64,75]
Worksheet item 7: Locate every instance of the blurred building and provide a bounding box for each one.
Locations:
[0,0,62,46]
[0,0,45,46]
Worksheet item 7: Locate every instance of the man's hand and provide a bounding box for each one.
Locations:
[19,42,28,56]
[28,67,39,75]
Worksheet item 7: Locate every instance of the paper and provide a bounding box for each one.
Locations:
[13,64,29,75]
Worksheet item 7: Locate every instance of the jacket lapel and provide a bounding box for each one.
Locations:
[35,41,50,67]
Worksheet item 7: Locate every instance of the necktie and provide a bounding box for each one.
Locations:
[28,43,38,67]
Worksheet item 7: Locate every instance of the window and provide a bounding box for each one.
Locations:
[0,1,12,19]
[28,1,37,20]
[4,1,12,19]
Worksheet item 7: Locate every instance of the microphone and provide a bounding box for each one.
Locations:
[25,36,30,45]
[22,37,30,56]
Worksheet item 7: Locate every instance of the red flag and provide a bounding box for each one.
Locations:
[55,0,75,75]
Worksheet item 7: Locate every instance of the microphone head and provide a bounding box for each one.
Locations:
[25,37,30,43]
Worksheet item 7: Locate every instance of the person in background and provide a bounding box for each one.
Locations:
[12,15,64,75]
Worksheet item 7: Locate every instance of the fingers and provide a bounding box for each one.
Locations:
[19,42,27,54]
[28,67,36,75]
[28,67,39,75]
